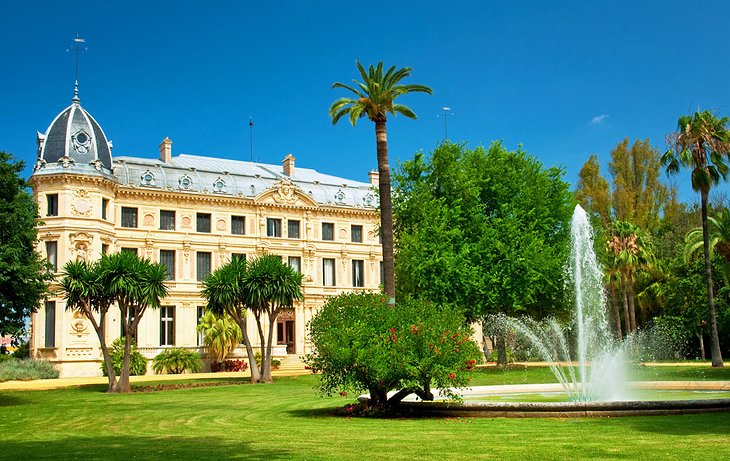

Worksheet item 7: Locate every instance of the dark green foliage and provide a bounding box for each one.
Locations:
[306,292,482,408]
[12,341,29,358]
[0,358,59,381]
[152,348,203,374]
[0,152,53,337]
[393,142,574,321]
[102,337,147,377]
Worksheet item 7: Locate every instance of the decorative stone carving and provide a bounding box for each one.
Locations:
[272,178,298,205]
[216,219,227,231]
[143,213,154,227]
[181,216,192,229]
[72,189,92,217]
[70,310,89,337]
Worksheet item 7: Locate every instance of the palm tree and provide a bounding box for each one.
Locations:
[60,260,116,391]
[99,252,169,392]
[663,110,730,367]
[201,256,262,383]
[196,310,242,364]
[604,259,624,338]
[243,255,303,383]
[607,221,653,333]
[684,208,730,263]
[330,61,432,304]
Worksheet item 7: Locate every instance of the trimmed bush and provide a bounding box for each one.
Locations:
[0,359,59,382]
[153,348,203,374]
[12,341,30,359]
[254,351,281,370]
[102,337,147,377]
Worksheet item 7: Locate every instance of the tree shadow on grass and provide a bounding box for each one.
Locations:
[0,393,28,407]
[0,435,291,460]
[286,407,338,418]
[622,412,730,436]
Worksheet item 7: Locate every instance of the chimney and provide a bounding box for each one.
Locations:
[159,137,172,163]
[369,170,379,186]
[282,154,295,177]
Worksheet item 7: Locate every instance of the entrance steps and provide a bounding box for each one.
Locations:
[274,355,308,372]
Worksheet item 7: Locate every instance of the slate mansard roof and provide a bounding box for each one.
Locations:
[33,91,377,209]
[115,154,378,208]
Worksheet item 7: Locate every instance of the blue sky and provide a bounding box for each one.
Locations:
[3,1,730,204]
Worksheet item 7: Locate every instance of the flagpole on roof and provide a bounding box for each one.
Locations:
[249,115,254,162]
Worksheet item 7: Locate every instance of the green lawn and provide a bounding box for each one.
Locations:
[0,367,729,460]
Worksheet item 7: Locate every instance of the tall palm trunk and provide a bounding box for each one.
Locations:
[620,274,631,336]
[375,120,396,305]
[626,268,637,332]
[609,283,622,338]
[87,313,116,392]
[701,190,724,367]
[261,311,277,383]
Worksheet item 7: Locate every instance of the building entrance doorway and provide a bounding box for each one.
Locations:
[277,309,295,354]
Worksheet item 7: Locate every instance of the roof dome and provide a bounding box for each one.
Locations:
[33,84,113,177]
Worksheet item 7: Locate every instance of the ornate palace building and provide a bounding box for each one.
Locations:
[29,86,383,377]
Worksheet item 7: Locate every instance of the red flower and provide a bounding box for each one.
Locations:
[449,373,456,379]
[340,391,347,397]
[389,327,396,333]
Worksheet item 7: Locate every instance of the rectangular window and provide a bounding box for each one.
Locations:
[288,256,301,273]
[287,220,300,239]
[159,250,175,280]
[121,207,138,228]
[197,251,212,281]
[160,306,175,346]
[197,306,205,346]
[380,261,385,286]
[120,307,139,343]
[101,244,109,255]
[46,194,58,217]
[45,241,58,272]
[351,225,363,243]
[232,253,246,262]
[323,258,336,286]
[197,213,211,233]
[322,222,334,241]
[267,218,282,237]
[44,301,56,348]
[101,198,109,220]
[352,259,364,287]
[160,210,176,230]
[121,247,138,255]
[231,216,246,235]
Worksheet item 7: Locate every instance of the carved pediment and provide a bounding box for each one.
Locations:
[255,178,318,207]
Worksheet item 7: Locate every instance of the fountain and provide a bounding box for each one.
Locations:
[390,205,730,417]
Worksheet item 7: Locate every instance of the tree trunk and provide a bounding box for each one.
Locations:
[701,190,724,367]
[233,312,261,383]
[697,331,706,361]
[114,332,133,393]
[609,282,622,338]
[627,268,637,332]
[620,274,631,335]
[375,120,396,305]
[84,307,116,392]
[261,309,277,383]
[496,332,508,367]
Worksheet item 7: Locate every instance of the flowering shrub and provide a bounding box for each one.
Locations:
[211,359,249,372]
[305,293,481,409]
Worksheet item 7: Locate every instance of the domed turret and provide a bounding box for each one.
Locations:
[33,83,113,177]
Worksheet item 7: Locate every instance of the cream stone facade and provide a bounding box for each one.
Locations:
[29,90,383,377]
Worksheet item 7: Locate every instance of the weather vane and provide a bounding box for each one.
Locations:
[66,35,87,100]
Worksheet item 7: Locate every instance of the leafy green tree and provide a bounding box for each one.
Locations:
[60,260,116,391]
[609,138,671,234]
[101,252,168,392]
[196,310,242,364]
[305,293,481,409]
[0,152,53,337]
[330,62,432,303]
[663,110,730,367]
[575,154,612,227]
[393,142,573,365]
[152,348,202,374]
